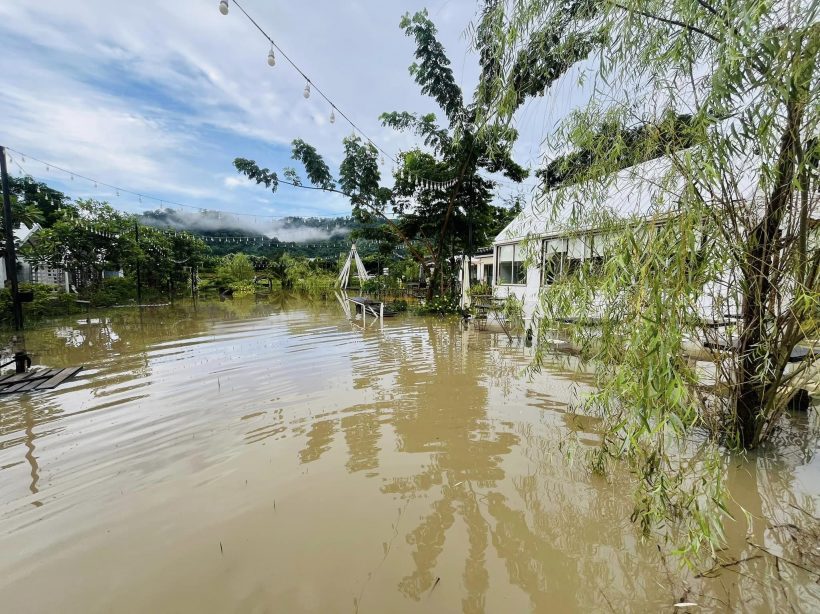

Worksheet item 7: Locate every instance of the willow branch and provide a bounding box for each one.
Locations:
[610,2,721,43]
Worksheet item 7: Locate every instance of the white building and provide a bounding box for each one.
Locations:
[489,155,772,330]
[0,224,70,291]
[466,246,494,287]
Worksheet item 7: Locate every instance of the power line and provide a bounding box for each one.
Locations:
[3,145,361,220]
[3,144,489,227]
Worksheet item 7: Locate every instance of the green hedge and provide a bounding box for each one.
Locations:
[88,277,137,307]
[0,283,82,325]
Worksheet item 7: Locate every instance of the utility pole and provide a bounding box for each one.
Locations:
[0,146,23,330]
[134,221,143,305]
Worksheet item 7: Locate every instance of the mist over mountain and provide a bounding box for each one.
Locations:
[139,208,351,242]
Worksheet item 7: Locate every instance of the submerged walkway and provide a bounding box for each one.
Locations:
[0,367,83,395]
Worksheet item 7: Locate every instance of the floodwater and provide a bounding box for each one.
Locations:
[0,297,817,613]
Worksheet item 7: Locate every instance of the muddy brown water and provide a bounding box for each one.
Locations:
[0,298,817,613]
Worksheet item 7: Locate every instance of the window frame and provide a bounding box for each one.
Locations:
[482,263,493,285]
[496,242,527,286]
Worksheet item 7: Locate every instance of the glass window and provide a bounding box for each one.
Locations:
[483,263,493,284]
[542,238,567,285]
[564,236,589,275]
[497,244,526,285]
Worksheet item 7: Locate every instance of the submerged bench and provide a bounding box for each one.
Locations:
[348,297,397,317]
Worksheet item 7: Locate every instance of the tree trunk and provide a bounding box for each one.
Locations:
[734,35,813,448]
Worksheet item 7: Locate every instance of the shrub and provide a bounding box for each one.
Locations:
[90,277,137,307]
[468,282,492,297]
[229,280,256,297]
[0,283,81,325]
[388,299,408,312]
[293,274,336,299]
[215,253,255,284]
[361,275,400,294]
[414,294,462,316]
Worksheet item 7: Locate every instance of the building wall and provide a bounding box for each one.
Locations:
[473,254,494,285]
[32,264,67,287]
[492,233,734,332]
[0,257,29,287]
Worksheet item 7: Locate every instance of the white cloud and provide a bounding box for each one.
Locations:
[223,176,253,189]
[0,0,573,220]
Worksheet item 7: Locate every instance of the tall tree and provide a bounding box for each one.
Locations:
[0,175,68,232]
[380,9,531,293]
[24,199,208,293]
[234,9,534,297]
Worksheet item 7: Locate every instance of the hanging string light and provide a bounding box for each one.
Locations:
[221,0,459,189]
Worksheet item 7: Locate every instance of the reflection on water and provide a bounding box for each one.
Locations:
[0,299,817,612]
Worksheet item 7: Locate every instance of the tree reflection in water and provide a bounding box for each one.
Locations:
[294,315,819,611]
[291,319,663,610]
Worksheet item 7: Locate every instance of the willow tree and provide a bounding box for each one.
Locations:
[476,0,820,560]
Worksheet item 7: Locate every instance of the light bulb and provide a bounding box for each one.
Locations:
[219,0,229,15]
[330,108,336,124]
[303,82,311,99]
[267,46,276,67]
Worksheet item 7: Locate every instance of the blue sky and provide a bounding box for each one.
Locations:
[0,1,587,224]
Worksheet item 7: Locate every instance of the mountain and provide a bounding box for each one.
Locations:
[138,209,387,259]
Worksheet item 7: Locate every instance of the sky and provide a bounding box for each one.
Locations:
[0,0,588,224]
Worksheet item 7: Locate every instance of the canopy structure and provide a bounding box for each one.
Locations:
[337,244,370,289]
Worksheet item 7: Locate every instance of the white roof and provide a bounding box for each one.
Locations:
[495,153,762,244]
[14,223,41,245]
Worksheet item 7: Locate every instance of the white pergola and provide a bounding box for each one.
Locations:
[337,244,370,289]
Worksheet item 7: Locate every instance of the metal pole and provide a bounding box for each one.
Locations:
[134,221,142,305]
[0,146,23,330]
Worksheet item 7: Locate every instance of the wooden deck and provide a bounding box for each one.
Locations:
[0,367,83,395]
